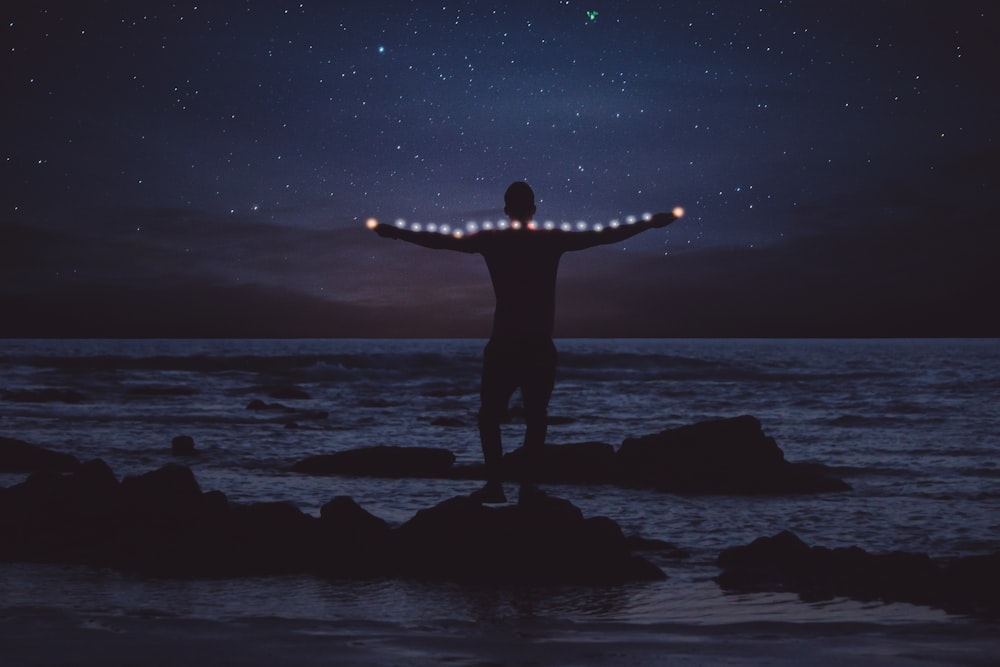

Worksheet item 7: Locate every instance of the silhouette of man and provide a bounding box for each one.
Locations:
[370,182,680,503]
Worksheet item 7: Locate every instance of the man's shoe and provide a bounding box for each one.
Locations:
[517,482,548,506]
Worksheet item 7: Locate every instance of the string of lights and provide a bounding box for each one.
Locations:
[366,208,684,237]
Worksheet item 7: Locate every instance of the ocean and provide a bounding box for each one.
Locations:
[1,338,998,665]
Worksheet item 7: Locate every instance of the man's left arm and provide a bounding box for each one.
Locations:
[558,209,682,252]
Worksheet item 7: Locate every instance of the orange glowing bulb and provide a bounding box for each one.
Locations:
[672,206,685,219]
[365,217,378,230]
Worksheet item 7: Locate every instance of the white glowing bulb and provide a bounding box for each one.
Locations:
[466,222,479,233]
[593,223,603,231]
[609,219,620,228]
[427,223,438,233]
[576,221,587,230]
[560,222,572,231]
[395,218,406,228]
[482,221,493,230]
[440,224,451,234]
[625,215,637,224]
[642,212,653,221]
[410,223,422,231]
[543,220,555,230]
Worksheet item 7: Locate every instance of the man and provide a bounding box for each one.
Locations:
[370,181,681,503]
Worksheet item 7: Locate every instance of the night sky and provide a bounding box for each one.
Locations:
[3,1,998,338]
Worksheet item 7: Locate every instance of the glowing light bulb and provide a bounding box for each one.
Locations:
[427,223,438,233]
[625,215,637,224]
[593,223,603,231]
[482,221,493,230]
[560,222,572,231]
[410,223,422,231]
[642,212,653,221]
[452,229,464,238]
[365,217,378,230]
[609,219,620,228]
[576,221,587,230]
[511,220,522,230]
[673,206,685,218]
[466,222,479,233]
[395,218,406,228]
[440,224,451,234]
[543,220,555,230]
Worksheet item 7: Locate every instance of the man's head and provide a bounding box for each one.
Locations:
[504,181,536,223]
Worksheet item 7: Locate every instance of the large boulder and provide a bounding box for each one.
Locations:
[0,437,80,473]
[616,415,849,494]
[291,445,456,478]
[391,490,665,584]
[716,531,1000,617]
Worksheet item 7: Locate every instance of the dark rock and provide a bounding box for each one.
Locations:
[616,415,850,494]
[716,531,1000,617]
[504,441,616,484]
[1,461,661,584]
[291,445,456,478]
[1,388,87,403]
[318,496,393,577]
[392,492,665,584]
[625,535,691,559]
[287,416,848,496]
[171,434,197,456]
[0,436,80,473]
[120,464,204,523]
[320,495,391,537]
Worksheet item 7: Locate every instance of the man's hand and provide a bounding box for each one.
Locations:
[366,218,399,239]
[648,207,684,228]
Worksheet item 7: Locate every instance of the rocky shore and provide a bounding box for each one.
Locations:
[291,415,851,495]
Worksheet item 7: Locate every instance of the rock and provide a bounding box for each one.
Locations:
[392,491,665,584]
[320,495,391,537]
[503,441,616,484]
[1,461,663,585]
[1,388,87,403]
[120,464,204,523]
[291,445,456,478]
[625,535,691,560]
[616,415,850,494]
[318,496,393,577]
[0,436,80,473]
[716,531,1000,617]
[171,434,197,456]
[287,416,848,496]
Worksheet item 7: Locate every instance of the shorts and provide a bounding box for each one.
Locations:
[478,337,557,426]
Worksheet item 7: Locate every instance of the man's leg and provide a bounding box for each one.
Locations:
[472,340,514,503]
[519,339,557,486]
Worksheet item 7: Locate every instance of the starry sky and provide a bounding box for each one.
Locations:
[3,1,998,338]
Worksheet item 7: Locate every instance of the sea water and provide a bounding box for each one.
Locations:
[1,338,998,665]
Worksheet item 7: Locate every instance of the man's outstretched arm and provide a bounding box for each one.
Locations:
[558,208,682,252]
[368,220,478,253]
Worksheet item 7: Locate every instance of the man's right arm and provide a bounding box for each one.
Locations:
[557,209,682,252]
